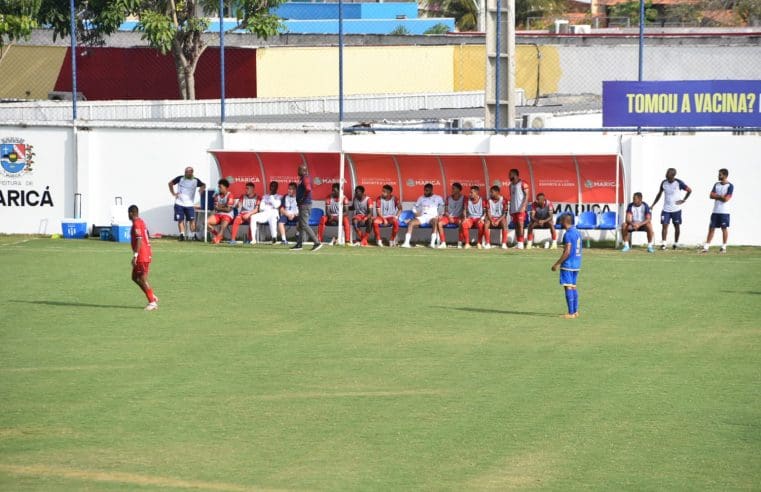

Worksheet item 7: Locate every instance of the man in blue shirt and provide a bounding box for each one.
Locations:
[293,164,322,252]
[551,214,581,319]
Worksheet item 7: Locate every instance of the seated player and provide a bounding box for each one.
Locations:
[350,186,374,247]
[401,183,444,248]
[373,184,401,247]
[460,185,485,249]
[277,182,299,245]
[508,168,530,249]
[207,178,235,244]
[318,183,351,245]
[485,185,508,250]
[244,181,282,245]
[229,182,259,244]
[621,192,655,253]
[437,182,465,249]
[526,192,557,249]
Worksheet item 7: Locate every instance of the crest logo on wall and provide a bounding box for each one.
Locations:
[1,138,35,177]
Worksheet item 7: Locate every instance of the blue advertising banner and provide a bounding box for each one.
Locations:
[603,80,761,127]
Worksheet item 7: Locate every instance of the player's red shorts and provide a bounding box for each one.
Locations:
[488,217,505,227]
[132,261,150,276]
[213,213,232,224]
[353,214,370,222]
[439,216,462,227]
[511,212,527,225]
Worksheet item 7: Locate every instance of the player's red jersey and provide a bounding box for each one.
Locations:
[130,218,152,262]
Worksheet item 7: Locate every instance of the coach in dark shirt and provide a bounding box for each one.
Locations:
[293,164,322,251]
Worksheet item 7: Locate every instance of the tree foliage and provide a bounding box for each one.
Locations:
[0,0,41,56]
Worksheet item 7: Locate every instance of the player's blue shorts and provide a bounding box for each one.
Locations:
[559,269,579,287]
[278,214,297,224]
[661,210,682,225]
[710,213,730,228]
[174,205,196,222]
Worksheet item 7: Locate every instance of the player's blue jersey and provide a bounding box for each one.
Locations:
[561,226,582,271]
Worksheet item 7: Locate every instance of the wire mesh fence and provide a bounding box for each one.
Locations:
[0,1,759,131]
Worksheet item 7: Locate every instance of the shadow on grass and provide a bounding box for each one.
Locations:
[11,300,144,310]
[432,305,556,318]
[719,290,761,296]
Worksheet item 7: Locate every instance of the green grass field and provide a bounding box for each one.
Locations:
[1,236,760,490]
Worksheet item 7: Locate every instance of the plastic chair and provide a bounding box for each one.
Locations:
[597,211,617,230]
[308,208,324,227]
[576,211,598,230]
[398,210,416,227]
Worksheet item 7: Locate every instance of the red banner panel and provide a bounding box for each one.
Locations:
[302,153,351,199]
[210,151,264,197]
[530,156,579,204]
[577,155,623,204]
[395,155,444,201]
[484,156,532,197]
[348,154,399,200]
[440,156,487,197]
[257,152,303,195]
[55,47,256,100]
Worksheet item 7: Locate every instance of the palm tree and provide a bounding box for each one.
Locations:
[424,0,481,31]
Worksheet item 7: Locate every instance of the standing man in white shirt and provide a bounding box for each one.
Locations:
[702,168,734,254]
[401,183,444,248]
[651,168,692,250]
[168,166,206,241]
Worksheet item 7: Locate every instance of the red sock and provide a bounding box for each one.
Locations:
[528,233,534,242]
[145,288,155,303]
[551,228,557,240]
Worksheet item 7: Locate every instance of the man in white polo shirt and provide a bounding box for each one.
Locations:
[168,166,206,241]
[621,192,654,253]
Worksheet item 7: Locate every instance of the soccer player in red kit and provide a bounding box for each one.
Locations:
[207,178,235,244]
[351,185,374,246]
[373,184,401,247]
[437,182,465,249]
[460,185,486,249]
[128,205,158,311]
[319,183,351,244]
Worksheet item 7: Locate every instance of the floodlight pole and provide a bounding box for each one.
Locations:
[485,0,516,132]
[219,0,226,125]
[337,0,346,245]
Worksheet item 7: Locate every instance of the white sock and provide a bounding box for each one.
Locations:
[721,243,727,249]
[431,233,437,243]
[405,232,412,244]
[648,242,653,247]
[703,243,709,250]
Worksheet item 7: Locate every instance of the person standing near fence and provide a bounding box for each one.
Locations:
[128,204,158,311]
[292,164,322,252]
[168,166,205,241]
[701,168,733,254]
[651,168,691,250]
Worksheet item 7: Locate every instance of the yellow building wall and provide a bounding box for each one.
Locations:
[0,46,68,99]
[453,45,485,92]
[257,46,455,98]
[452,44,561,97]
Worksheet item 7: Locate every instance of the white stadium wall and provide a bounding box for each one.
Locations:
[1,125,759,246]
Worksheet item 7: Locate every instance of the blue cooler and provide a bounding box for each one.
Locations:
[61,219,87,239]
[111,224,131,243]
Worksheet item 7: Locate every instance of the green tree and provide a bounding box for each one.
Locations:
[0,0,41,59]
[389,25,411,35]
[423,22,451,34]
[608,0,659,26]
[515,0,565,28]
[38,0,283,100]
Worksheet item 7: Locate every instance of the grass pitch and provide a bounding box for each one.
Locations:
[1,236,760,490]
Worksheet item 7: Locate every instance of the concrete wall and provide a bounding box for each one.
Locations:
[1,126,759,246]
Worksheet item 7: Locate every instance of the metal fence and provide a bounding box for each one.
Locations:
[0,0,759,133]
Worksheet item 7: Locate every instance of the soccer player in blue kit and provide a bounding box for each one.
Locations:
[551,214,581,319]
